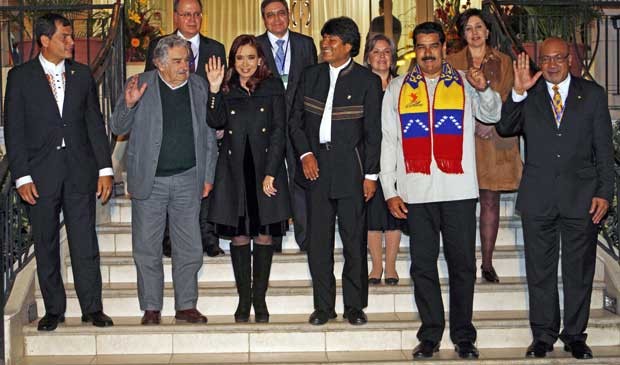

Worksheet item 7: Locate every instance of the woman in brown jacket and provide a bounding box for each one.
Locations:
[447,8,522,283]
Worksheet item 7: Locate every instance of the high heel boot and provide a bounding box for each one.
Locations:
[252,244,273,323]
[230,244,252,322]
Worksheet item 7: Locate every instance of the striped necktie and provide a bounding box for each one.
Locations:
[187,41,196,73]
[552,85,563,127]
[275,39,286,75]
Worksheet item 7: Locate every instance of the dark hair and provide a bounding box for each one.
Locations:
[173,0,203,13]
[321,17,360,58]
[260,0,289,18]
[379,0,384,10]
[456,8,491,43]
[363,33,397,77]
[223,35,272,94]
[35,13,71,48]
[413,21,446,46]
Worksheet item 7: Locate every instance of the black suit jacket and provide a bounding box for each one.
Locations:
[496,77,614,218]
[4,57,112,195]
[289,61,383,197]
[256,31,317,115]
[145,32,226,77]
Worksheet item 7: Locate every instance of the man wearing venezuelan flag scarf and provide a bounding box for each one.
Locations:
[380,22,501,360]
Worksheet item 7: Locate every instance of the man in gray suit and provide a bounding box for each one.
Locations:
[110,35,217,325]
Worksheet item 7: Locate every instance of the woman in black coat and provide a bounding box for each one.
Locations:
[206,34,290,323]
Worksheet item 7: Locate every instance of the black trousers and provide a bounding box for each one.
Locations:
[306,149,367,312]
[28,152,103,315]
[406,199,477,344]
[521,211,597,345]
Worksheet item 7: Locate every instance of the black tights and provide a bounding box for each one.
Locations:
[479,189,500,269]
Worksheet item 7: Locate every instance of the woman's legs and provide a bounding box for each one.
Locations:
[252,234,273,322]
[367,231,383,282]
[230,236,251,322]
[384,230,401,281]
[479,190,500,281]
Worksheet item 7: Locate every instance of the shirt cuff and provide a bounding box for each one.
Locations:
[300,152,313,160]
[511,89,528,102]
[99,168,114,177]
[365,174,378,181]
[15,175,33,189]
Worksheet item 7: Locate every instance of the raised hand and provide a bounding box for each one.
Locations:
[513,52,542,95]
[125,75,147,108]
[465,67,489,91]
[206,56,225,93]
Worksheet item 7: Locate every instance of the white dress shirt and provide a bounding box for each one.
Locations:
[267,30,291,77]
[15,54,113,189]
[177,31,200,72]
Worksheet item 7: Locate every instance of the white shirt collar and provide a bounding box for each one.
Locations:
[329,58,352,75]
[158,72,188,90]
[545,74,571,95]
[39,53,65,74]
[177,31,200,47]
[267,30,289,47]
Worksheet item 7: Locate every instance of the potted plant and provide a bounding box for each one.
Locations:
[124,0,161,62]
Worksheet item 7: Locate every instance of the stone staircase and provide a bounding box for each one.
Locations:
[16,193,620,364]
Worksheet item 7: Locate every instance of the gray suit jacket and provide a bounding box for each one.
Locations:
[110,71,217,200]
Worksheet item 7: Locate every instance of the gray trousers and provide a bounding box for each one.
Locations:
[132,167,203,311]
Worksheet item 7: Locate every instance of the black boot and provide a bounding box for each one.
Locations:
[252,244,274,323]
[230,244,251,322]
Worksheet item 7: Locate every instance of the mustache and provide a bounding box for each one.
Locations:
[421,56,436,61]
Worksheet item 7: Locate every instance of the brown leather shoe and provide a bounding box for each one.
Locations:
[175,308,207,323]
[141,310,161,325]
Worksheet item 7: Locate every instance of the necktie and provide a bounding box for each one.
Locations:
[187,41,196,73]
[275,39,286,75]
[552,85,563,127]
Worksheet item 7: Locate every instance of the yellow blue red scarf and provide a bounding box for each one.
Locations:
[398,61,465,174]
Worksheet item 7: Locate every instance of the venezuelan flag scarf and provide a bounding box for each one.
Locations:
[398,61,465,174]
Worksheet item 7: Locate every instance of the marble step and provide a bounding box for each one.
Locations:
[21,310,620,356]
[16,346,620,365]
[36,277,606,318]
[95,217,524,255]
[65,246,540,285]
[107,194,519,225]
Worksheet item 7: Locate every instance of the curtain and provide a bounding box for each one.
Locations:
[203,0,264,52]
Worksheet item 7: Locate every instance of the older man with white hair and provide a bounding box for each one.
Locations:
[111,35,218,325]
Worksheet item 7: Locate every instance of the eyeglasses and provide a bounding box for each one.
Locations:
[177,12,202,19]
[265,9,288,20]
[540,54,569,65]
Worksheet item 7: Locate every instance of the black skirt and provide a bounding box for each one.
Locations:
[215,140,288,237]
[367,180,406,232]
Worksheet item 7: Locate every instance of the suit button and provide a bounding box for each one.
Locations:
[228,150,232,155]
[556,154,561,158]
[260,107,265,112]
[557,133,562,137]
[262,128,267,133]
[63,123,67,127]
[231,110,236,115]
[265,148,268,152]
[56,146,61,150]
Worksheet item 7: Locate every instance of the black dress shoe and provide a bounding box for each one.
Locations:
[481,265,499,283]
[384,277,399,285]
[525,340,553,358]
[81,311,114,327]
[343,308,367,325]
[37,313,65,331]
[412,340,439,358]
[455,341,479,359]
[564,341,593,359]
[308,309,337,325]
[205,244,225,257]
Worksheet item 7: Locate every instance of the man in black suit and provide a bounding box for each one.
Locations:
[289,17,382,326]
[256,0,317,252]
[496,37,614,360]
[145,0,226,258]
[4,13,114,331]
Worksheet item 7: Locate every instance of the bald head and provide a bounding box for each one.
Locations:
[539,37,571,84]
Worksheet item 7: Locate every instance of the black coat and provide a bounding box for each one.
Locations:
[207,77,291,226]
[289,61,383,198]
[496,77,614,218]
[4,58,112,195]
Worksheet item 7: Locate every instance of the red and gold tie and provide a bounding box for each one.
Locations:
[552,85,563,127]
